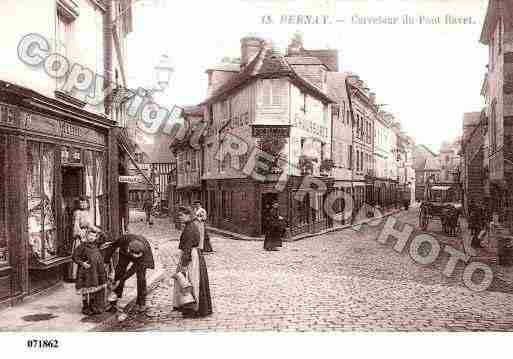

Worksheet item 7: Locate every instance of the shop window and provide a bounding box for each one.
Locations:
[191,151,197,171]
[221,191,232,219]
[27,142,57,261]
[95,152,107,228]
[84,150,107,230]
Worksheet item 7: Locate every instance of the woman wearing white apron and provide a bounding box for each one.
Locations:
[173,206,213,318]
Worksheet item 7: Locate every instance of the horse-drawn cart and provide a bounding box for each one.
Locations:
[419,185,462,235]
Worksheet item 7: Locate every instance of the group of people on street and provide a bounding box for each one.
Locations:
[69,196,214,319]
[68,196,290,319]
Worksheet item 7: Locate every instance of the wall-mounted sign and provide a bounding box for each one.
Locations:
[0,102,107,146]
[252,124,290,138]
[0,104,18,127]
[293,114,328,139]
[119,175,143,184]
[61,147,82,165]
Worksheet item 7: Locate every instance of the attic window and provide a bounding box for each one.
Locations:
[262,79,282,106]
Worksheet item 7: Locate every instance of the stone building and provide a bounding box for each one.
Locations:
[0,0,136,306]
[171,105,205,207]
[413,144,441,201]
[169,34,417,238]
[460,111,486,215]
[479,0,513,227]
[195,36,337,237]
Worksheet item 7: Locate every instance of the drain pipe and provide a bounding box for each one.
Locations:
[345,75,356,223]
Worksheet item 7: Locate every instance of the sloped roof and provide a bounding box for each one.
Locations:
[425,155,440,170]
[201,44,336,105]
[206,62,240,73]
[326,72,349,102]
[302,49,338,72]
[480,0,513,44]
[462,112,481,127]
[182,105,204,117]
[136,134,175,163]
[285,56,325,65]
[419,144,437,157]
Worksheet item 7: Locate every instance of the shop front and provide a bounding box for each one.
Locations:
[0,84,119,306]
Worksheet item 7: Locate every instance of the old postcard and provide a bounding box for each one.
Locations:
[0,0,512,356]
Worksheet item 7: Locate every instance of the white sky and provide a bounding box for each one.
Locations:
[126,0,490,153]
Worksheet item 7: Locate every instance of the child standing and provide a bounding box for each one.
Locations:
[72,230,108,315]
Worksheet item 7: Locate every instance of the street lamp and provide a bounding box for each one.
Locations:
[153,54,174,93]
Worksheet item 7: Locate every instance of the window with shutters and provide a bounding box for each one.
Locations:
[272,79,282,105]
[498,17,503,55]
[349,145,353,170]
[191,151,197,171]
[56,9,73,58]
[206,143,213,173]
[262,79,283,106]
[491,100,497,152]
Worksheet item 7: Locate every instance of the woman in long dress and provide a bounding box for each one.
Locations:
[192,201,213,252]
[263,202,287,251]
[173,206,213,318]
[70,196,101,280]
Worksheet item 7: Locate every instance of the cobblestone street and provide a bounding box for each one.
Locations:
[105,208,513,331]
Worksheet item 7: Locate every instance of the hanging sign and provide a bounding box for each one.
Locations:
[119,175,144,184]
[252,124,290,138]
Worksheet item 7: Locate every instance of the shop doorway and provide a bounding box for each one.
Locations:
[261,193,278,233]
[61,166,84,254]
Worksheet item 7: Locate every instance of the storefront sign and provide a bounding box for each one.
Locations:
[61,147,82,165]
[252,124,290,138]
[119,175,144,184]
[0,103,106,146]
[61,122,82,138]
[0,104,19,127]
[293,113,328,139]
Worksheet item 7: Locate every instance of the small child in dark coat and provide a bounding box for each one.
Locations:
[72,230,108,315]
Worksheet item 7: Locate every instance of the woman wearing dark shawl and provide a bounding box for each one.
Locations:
[173,206,213,318]
[263,202,287,251]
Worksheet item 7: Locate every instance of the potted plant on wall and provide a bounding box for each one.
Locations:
[319,159,335,177]
[257,136,287,176]
[298,155,315,176]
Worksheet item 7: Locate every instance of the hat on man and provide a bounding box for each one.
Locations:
[128,240,145,255]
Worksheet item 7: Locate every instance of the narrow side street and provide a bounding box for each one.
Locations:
[103,208,513,332]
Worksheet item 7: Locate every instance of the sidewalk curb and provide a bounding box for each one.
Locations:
[207,208,405,243]
[90,266,167,331]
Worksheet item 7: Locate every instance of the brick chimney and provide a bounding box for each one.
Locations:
[369,92,376,104]
[240,36,264,69]
[287,31,304,55]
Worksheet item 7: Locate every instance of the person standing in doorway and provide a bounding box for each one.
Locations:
[263,202,287,251]
[70,196,101,281]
